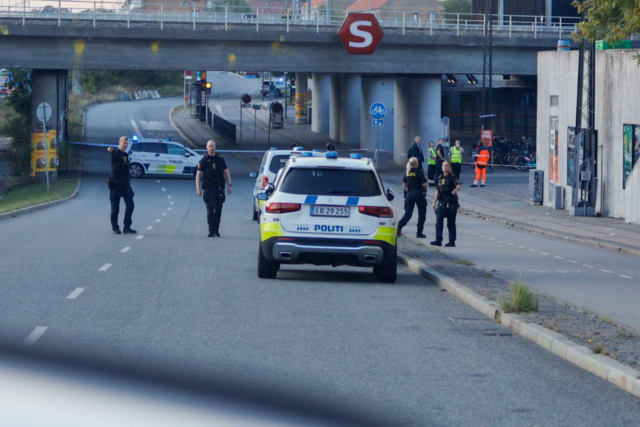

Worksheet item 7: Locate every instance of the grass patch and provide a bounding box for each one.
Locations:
[499,281,539,313]
[452,259,475,266]
[0,176,79,213]
[592,345,610,356]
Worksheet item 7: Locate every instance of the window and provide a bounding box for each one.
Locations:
[550,95,559,107]
[129,143,140,152]
[280,168,382,197]
[269,154,298,174]
[141,143,167,154]
[167,145,186,156]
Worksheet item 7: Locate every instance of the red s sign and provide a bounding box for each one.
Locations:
[337,14,384,55]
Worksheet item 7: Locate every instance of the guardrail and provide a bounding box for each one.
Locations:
[0,0,580,39]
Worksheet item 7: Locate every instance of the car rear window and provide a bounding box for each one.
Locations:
[280,168,381,197]
[268,154,298,174]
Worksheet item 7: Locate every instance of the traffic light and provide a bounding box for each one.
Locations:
[201,81,212,94]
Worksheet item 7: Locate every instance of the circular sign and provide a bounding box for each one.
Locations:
[370,102,386,119]
[242,93,252,104]
[271,102,283,114]
[36,102,52,122]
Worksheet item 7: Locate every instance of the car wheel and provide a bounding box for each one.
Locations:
[129,163,145,178]
[252,205,259,221]
[257,244,279,279]
[376,246,397,283]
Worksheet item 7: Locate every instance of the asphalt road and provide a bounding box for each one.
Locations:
[1,98,640,425]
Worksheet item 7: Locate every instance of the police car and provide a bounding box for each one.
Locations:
[128,138,201,178]
[256,152,398,283]
[250,147,322,220]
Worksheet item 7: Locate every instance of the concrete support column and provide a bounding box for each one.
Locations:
[360,76,394,152]
[338,74,361,144]
[311,73,330,134]
[295,72,309,124]
[329,74,340,142]
[410,77,441,152]
[393,77,412,165]
[30,69,69,181]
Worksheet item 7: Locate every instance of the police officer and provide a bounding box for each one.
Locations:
[107,136,136,235]
[397,157,428,238]
[431,160,461,247]
[426,141,437,185]
[450,139,464,180]
[196,140,232,237]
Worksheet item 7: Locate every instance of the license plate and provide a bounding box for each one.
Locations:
[310,206,350,217]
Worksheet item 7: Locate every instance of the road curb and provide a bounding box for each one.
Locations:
[168,106,198,149]
[397,251,640,399]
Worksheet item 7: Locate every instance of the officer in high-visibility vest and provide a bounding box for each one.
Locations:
[426,141,437,186]
[471,140,490,188]
[450,139,464,180]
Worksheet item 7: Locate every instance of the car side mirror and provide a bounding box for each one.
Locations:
[249,172,258,178]
[256,192,268,201]
[265,183,275,196]
[386,188,395,201]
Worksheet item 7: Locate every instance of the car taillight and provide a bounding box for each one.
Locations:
[358,206,394,218]
[262,175,269,189]
[265,203,301,214]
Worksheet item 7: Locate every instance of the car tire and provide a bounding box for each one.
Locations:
[376,246,397,283]
[129,163,145,179]
[252,206,259,221]
[257,244,279,279]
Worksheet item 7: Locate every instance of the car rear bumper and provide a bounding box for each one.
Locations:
[261,237,395,267]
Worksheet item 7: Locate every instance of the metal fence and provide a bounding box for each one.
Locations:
[0,1,581,39]
[213,114,236,144]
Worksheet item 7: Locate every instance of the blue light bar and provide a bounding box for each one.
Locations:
[271,147,278,150]
[165,137,172,141]
[313,149,320,152]
[326,151,338,159]
[350,153,362,159]
[131,135,139,142]
[294,146,304,151]
[302,152,313,157]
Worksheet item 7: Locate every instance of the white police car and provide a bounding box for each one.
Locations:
[250,147,322,220]
[256,152,398,282]
[128,138,201,178]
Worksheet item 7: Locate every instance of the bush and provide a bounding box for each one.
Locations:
[500,281,539,313]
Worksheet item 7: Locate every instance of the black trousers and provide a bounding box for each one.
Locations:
[427,164,436,182]
[451,162,462,180]
[435,204,458,243]
[203,188,225,233]
[398,189,427,234]
[110,185,134,230]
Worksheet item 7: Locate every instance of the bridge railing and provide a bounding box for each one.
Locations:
[0,1,580,39]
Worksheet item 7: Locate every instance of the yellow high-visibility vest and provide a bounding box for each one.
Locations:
[428,148,436,165]
[451,146,462,163]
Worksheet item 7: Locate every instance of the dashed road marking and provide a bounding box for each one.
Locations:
[480,235,486,238]
[155,219,161,223]
[161,188,166,192]
[121,247,131,253]
[554,256,564,260]
[167,208,172,211]
[498,240,505,243]
[528,249,537,252]
[508,243,515,246]
[600,269,613,274]
[167,195,172,199]
[464,231,470,233]
[583,264,594,268]
[517,246,526,249]
[136,235,144,240]
[170,202,174,205]
[568,260,579,264]
[156,180,161,184]
[147,226,153,230]
[162,213,167,216]
[620,275,633,279]
[23,327,48,346]
[98,263,112,272]
[66,288,85,299]
[488,238,495,241]
[541,252,550,256]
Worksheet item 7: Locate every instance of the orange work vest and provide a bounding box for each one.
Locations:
[476,149,490,166]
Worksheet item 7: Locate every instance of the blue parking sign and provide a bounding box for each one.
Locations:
[370,102,386,119]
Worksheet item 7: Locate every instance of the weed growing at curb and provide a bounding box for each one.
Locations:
[499,281,539,313]
[452,259,475,266]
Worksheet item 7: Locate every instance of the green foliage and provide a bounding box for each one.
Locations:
[443,0,472,15]
[206,0,251,13]
[4,69,32,118]
[0,69,32,176]
[79,71,182,94]
[573,0,640,42]
[79,70,119,93]
[499,281,539,313]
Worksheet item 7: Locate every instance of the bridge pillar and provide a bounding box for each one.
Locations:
[338,74,361,145]
[410,77,441,154]
[295,72,309,124]
[30,69,69,181]
[360,76,394,155]
[329,74,340,142]
[393,77,412,166]
[311,73,330,134]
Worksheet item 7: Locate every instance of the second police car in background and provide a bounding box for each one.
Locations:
[256,152,398,283]
[127,138,202,178]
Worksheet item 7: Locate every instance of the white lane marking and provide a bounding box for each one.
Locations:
[66,288,85,299]
[98,263,112,272]
[167,195,172,199]
[554,256,564,260]
[488,238,495,241]
[161,187,166,192]
[600,269,613,274]
[508,243,515,246]
[528,249,537,252]
[464,231,470,233]
[162,213,167,216]
[167,208,172,211]
[147,226,153,230]
[480,235,486,238]
[155,219,161,223]
[23,327,48,346]
[131,119,144,139]
[156,180,161,184]
[583,264,594,268]
[620,275,633,279]
[568,260,579,264]
[136,235,144,240]
[498,240,505,243]
[517,246,526,249]
[121,247,131,253]
[170,202,174,205]
[541,252,550,256]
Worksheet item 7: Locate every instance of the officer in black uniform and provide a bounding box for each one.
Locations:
[397,157,428,238]
[196,140,232,237]
[107,136,136,235]
[431,160,461,247]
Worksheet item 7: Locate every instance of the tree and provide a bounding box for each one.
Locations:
[572,0,640,42]
[0,69,32,175]
[443,0,472,15]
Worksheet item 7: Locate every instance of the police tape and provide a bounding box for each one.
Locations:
[66,142,266,154]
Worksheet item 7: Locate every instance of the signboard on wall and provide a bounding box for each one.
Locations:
[623,124,634,189]
[549,117,559,199]
[567,127,575,187]
[481,129,493,146]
